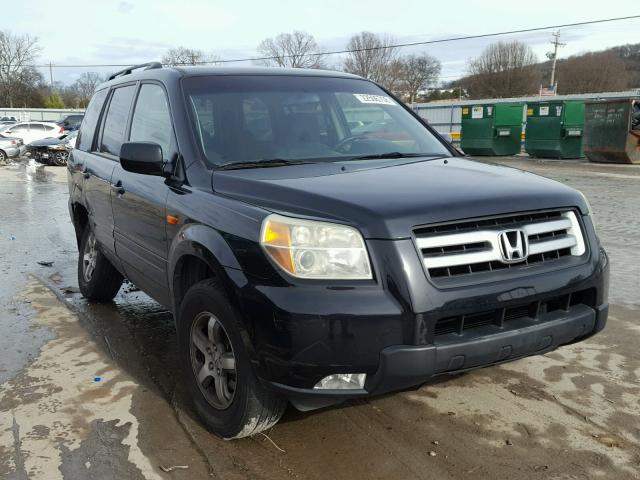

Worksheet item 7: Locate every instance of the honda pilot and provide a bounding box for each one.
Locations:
[67,63,609,439]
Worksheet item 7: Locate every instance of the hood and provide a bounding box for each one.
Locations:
[28,136,66,147]
[212,157,587,239]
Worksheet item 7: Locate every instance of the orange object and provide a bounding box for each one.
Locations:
[262,219,295,273]
[166,214,180,225]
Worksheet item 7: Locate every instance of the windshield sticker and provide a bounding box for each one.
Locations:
[353,94,398,106]
[472,106,483,119]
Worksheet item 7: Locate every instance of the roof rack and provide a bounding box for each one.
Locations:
[107,62,163,81]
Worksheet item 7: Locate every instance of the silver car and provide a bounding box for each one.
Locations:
[0,135,24,162]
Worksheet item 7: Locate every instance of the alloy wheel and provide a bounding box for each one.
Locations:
[82,231,97,282]
[190,312,237,409]
[54,151,69,166]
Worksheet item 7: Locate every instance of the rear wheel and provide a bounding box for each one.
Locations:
[78,226,123,302]
[0,150,7,163]
[178,279,287,439]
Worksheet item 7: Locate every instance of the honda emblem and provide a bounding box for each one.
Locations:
[498,229,528,263]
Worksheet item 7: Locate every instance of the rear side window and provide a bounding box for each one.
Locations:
[101,85,135,156]
[29,123,45,131]
[129,84,173,157]
[77,89,108,151]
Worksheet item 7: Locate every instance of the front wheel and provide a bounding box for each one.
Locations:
[0,150,7,163]
[52,150,69,166]
[177,279,287,439]
[78,226,123,302]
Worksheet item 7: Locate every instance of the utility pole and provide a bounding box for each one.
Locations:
[546,31,566,89]
[49,62,53,86]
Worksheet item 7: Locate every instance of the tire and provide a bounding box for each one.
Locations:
[177,278,286,439]
[0,150,6,163]
[52,150,69,166]
[77,226,123,302]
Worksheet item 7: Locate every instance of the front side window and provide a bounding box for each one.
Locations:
[129,84,173,157]
[100,85,136,156]
[184,75,449,167]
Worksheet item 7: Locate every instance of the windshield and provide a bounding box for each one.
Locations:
[183,75,450,167]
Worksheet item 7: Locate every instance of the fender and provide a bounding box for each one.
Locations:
[168,223,270,372]
[168,223,243,311]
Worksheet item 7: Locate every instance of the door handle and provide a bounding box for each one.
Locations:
[110,181,125,195]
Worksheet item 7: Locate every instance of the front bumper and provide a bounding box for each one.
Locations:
[227,215,608,411]
[272,302,607,410]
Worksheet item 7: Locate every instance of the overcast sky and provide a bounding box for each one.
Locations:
[3,0,639,85]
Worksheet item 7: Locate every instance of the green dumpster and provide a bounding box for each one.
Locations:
[525,101,584,159]
[584,99,640,164]
[460,103,523,156]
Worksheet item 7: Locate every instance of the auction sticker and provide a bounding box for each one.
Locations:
[354,94,397,105]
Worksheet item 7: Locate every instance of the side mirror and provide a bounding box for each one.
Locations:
[120,142,164,176]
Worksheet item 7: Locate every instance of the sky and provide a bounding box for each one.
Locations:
[3,0,640,85]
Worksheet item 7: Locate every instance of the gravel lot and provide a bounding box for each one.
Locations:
[0,157,638,479]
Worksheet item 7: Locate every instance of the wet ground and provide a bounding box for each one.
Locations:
[0,157,638,479]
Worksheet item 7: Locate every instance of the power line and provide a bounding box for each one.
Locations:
[2,14,639,69]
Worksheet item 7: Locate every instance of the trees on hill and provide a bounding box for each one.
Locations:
[465,41,540,98]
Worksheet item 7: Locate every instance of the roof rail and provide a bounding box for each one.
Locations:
[107,62,163,81]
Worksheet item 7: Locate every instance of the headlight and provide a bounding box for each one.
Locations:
[260,214,372,279]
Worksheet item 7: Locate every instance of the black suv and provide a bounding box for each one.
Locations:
[67,63,609,439]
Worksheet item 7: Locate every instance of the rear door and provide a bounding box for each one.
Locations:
[111,82,175,302]
[26,123,46,143]
[77,85,136,259]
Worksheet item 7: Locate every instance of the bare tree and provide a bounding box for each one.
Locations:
[401,53,441,103]
[162,46,219,66]
[257,31,324,68]
[72,72,104,108]
[343,32,400,89]
[466,40,539,98]
[0,31,41,107]
[557,52,630,94]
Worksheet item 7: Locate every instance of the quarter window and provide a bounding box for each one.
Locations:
[100,85,136,156]
[129,84,173,157]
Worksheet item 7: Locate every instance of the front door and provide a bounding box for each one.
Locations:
[111,82,176,303]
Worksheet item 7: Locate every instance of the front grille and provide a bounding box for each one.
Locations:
[414,210,586,281]
[433,288,595,337]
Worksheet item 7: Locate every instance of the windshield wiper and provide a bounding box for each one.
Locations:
[348,152,438,160]
[216,159,314,170]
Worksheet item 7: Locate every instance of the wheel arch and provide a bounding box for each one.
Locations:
[70,202,89,248]
[168,224,244,320]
